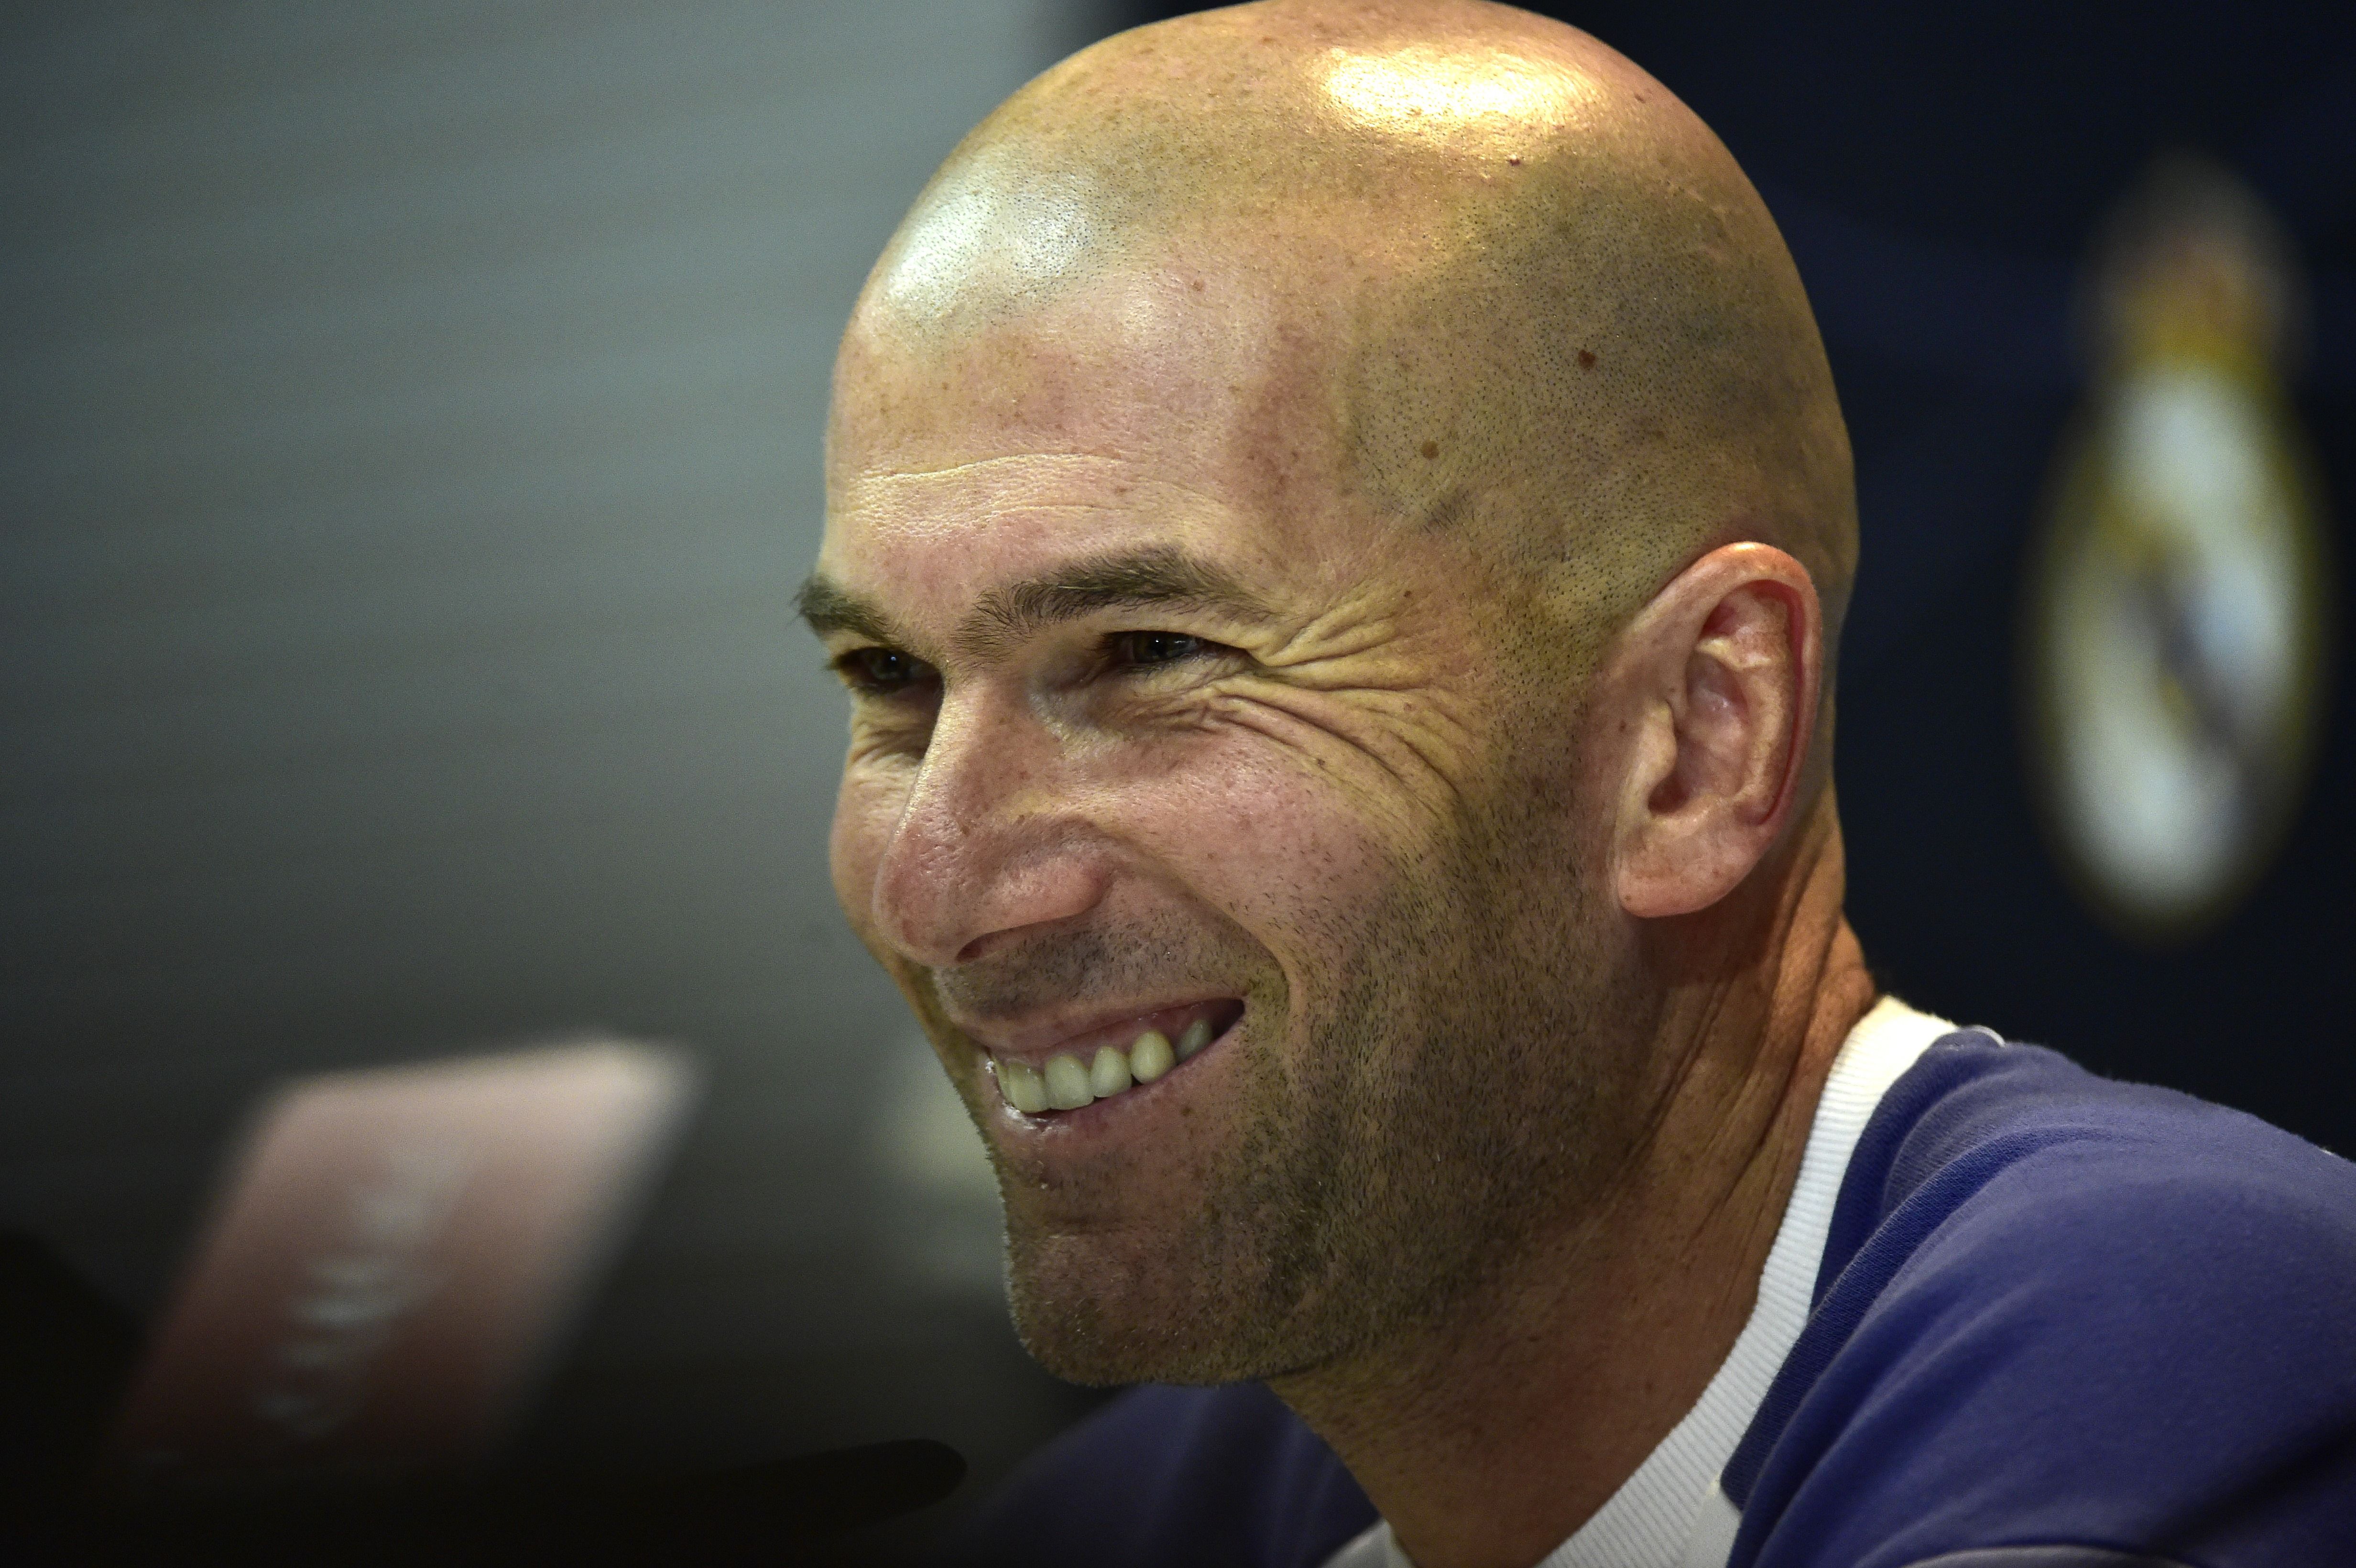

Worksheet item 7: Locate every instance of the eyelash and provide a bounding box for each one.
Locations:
[834,646,937,696]
[832,630,1221,696]
[1104,630,1212,670]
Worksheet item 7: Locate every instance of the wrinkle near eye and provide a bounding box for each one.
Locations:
[1193,670,1483,826]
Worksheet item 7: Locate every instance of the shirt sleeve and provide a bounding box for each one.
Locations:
[1731,1094,2356,1568]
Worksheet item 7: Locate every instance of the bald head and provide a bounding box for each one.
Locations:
[816,1,1873,1406]
[833,0,1854,683]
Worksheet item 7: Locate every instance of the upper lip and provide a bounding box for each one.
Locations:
[950,997,1235,1063]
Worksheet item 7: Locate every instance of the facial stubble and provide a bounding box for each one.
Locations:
[965,781,1654,1389]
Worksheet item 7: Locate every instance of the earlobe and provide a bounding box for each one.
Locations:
[1610,544,1821,920]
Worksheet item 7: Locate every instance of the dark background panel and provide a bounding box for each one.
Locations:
[0,0,1109,1533]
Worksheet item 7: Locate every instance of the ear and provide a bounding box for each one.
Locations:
[1605,542,1823,920]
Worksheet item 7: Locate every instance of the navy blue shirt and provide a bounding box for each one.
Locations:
[945,1037,2356,1567]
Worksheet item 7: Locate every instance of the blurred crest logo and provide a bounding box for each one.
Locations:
[2027,155,2335,943]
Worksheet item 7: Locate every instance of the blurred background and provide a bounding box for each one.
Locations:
[3,0,2350,1556]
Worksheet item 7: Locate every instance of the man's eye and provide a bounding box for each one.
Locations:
[1109,630,1210,668]
[835,646,937,694]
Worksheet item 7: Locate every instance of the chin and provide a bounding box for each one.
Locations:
[1002,1226,1302,1388]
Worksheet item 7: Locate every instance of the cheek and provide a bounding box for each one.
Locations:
[829,762,911,930]
[1133,743,1399,954]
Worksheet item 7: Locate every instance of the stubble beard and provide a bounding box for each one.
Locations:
[981,791,1655,1389]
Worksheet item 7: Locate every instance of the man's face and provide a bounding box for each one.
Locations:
[814,260,1649,1383]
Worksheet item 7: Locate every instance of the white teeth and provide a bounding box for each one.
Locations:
[1089,1045,1133,1098]
[997,1057,1047,1115]
[1044,1053,1094,1111]
[1176,1017,1213,1061]
[992,1015,1224,1114]
[1129,1029,1174,1083]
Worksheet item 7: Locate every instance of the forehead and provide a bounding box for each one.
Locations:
[833,244,1341,475]
[821,256,1371,614]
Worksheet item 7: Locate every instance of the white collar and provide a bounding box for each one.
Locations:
[1324,996,1954,1568]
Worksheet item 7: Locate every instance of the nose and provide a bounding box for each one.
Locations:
[865,691,1109,968]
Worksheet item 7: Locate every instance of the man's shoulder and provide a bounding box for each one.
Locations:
[1834,1034,2356,1328]
[1813,1033,2355,1290]
[1730,1033,2356,1568]
[939,1379,1373,1568]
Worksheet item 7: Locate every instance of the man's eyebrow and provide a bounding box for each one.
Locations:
[959,547,1274,657]
[795,574,901,644]
[796,548,1276,661]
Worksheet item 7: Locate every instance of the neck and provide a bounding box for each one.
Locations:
[1269,800,1874,1568]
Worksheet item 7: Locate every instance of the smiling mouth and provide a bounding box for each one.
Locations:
[988,1000,1244,1116]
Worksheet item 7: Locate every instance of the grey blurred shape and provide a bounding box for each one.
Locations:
[1,0,1108,1506]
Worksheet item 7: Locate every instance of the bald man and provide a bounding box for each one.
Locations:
[800,4,2356,1566]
